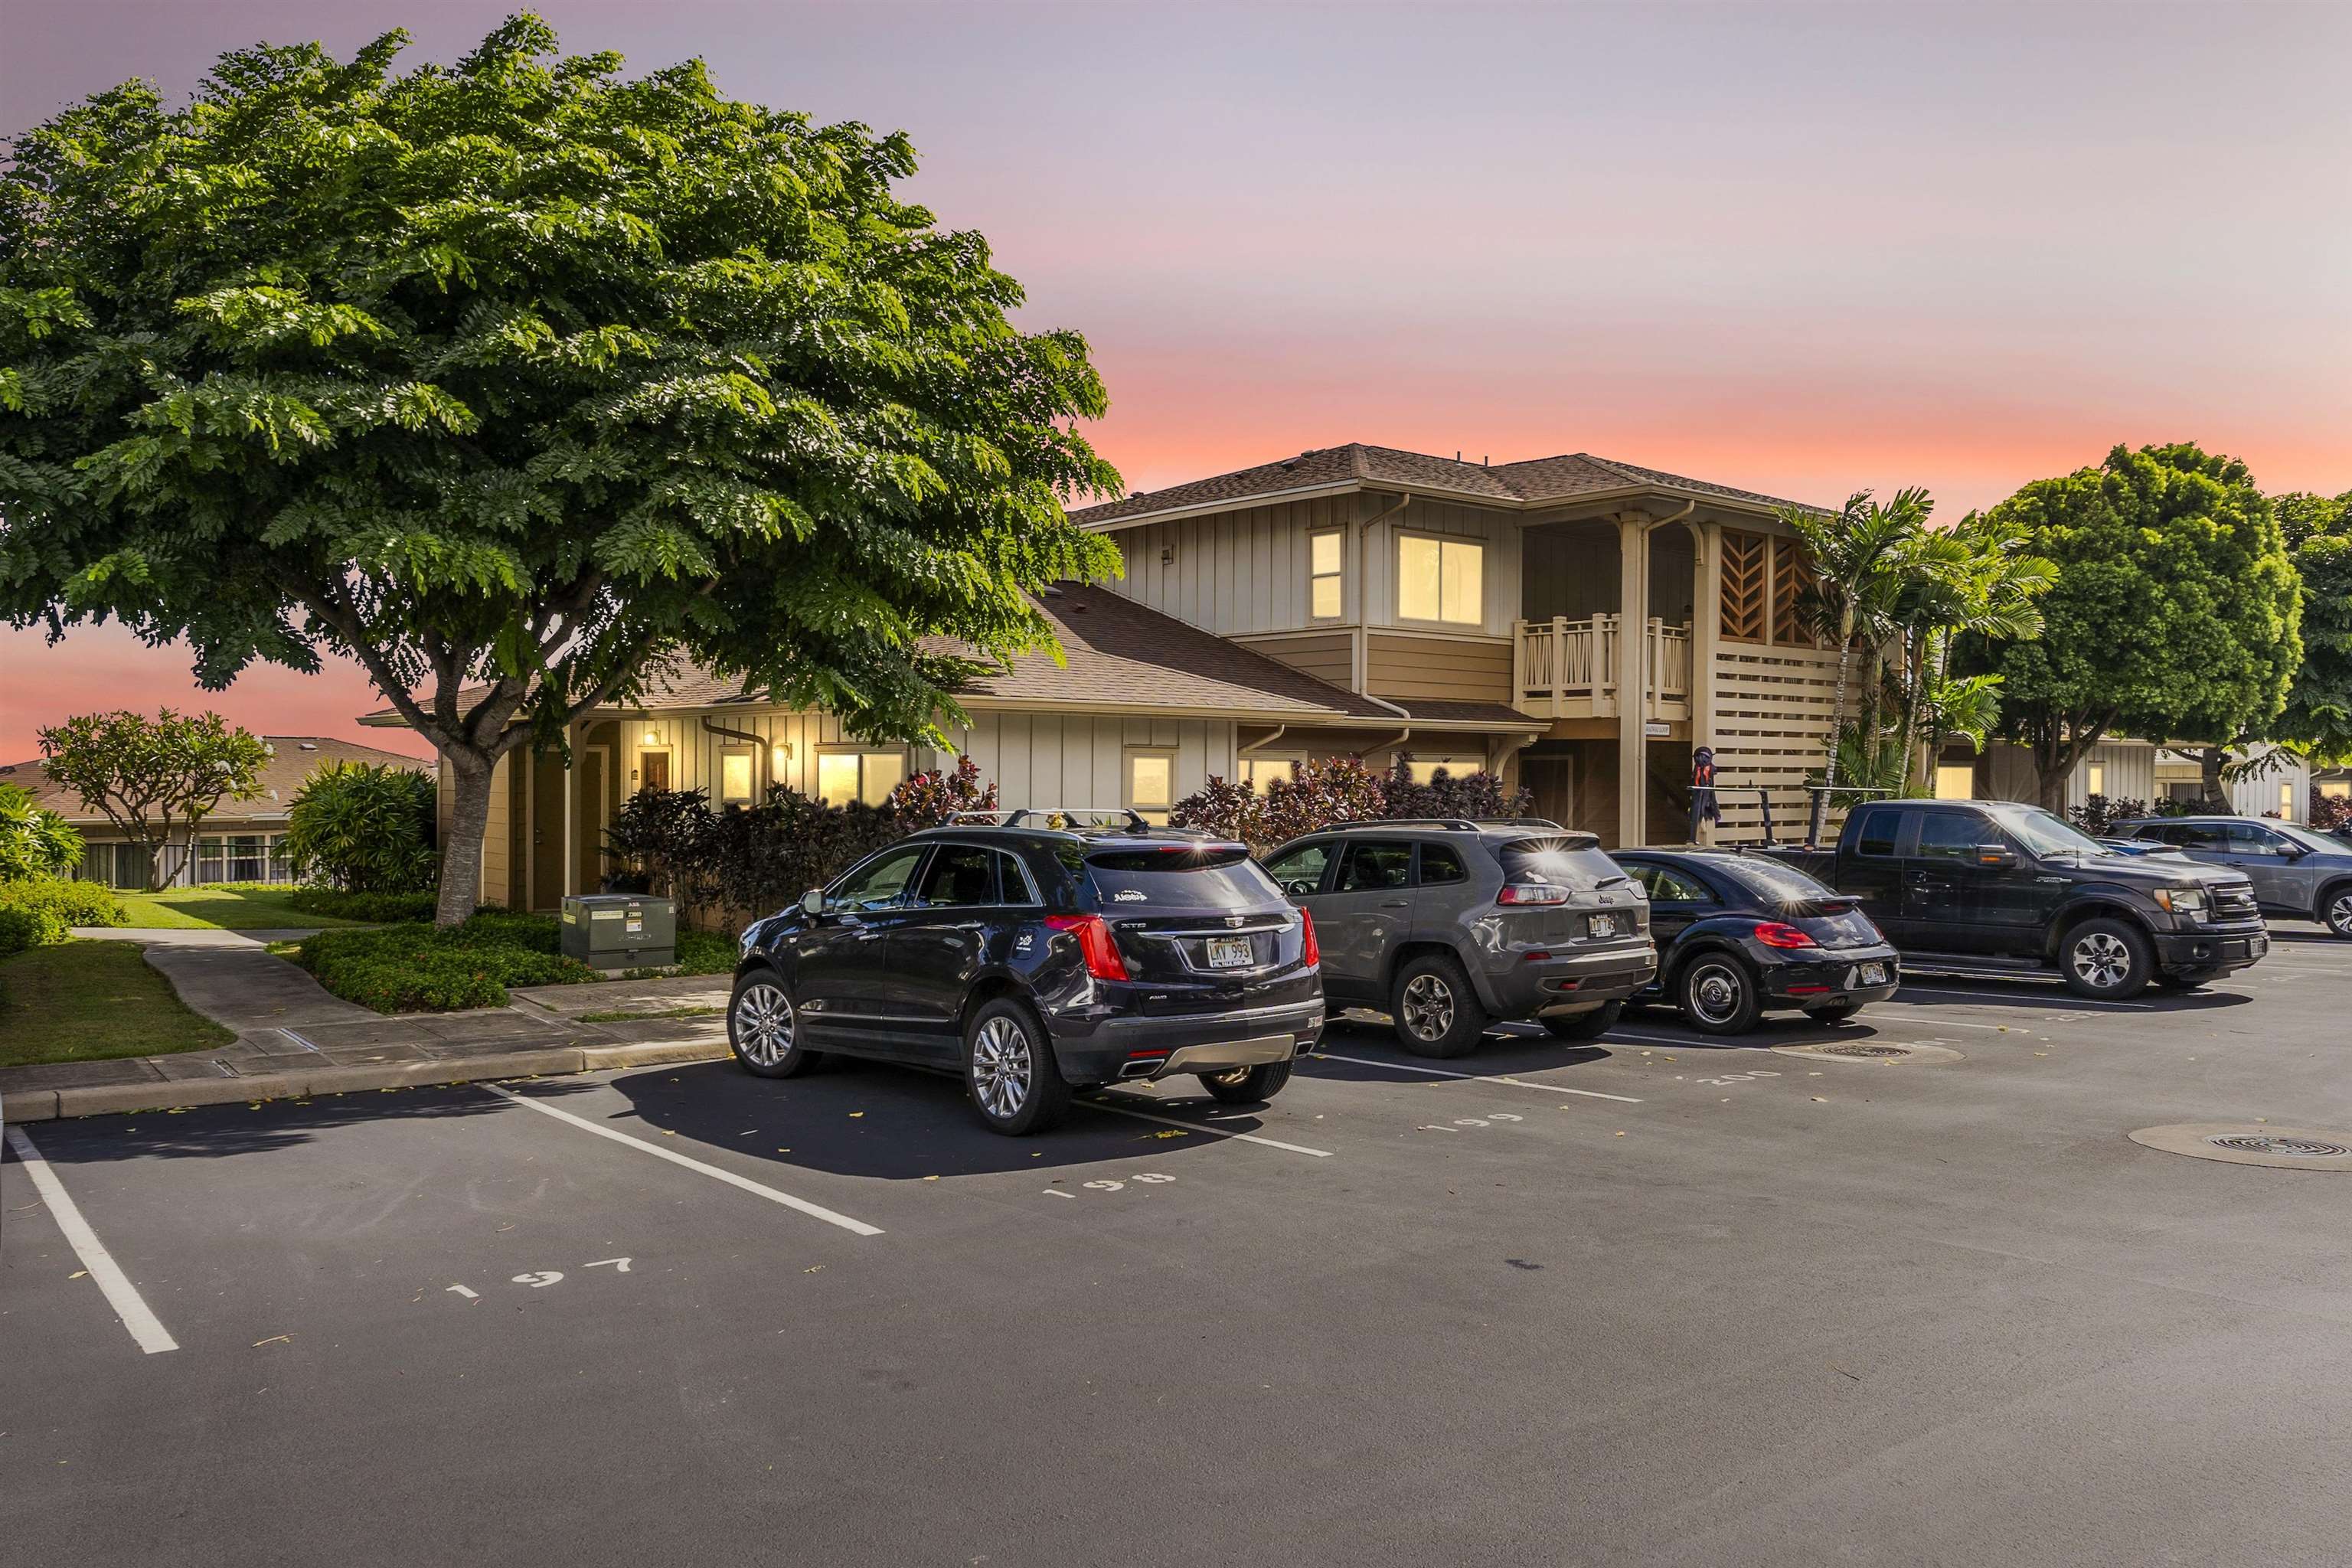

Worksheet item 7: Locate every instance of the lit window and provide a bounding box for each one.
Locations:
[2280,782,2295,816]
[1309,529,1344,619]
[1404,756,1481,786]
[817,750,906,808]
[719,747,756,806]
[2086,762,2105,797]
[1238,756,1298,792]
[1396,534,1484,626]
[1127,750,1176,825]
[1934,764,1975,801]
[2322,781,2350,800]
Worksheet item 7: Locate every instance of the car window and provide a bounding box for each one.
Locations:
[2170,822,2227,849]
[917,844,998,906]
[830,844,927,910]
[1915,812,1987,861]
[1335,841,1413,893]
[2225,822,2283,853]
[995,851,1042,906]
[1086,844,1281,909]
[1417,842,1468,886]
[1263,841,1334,897]
[2275,824,2345,854]
[1645,864,1718,903]
[1497,838,1629,891]
[1854,806,1901,858]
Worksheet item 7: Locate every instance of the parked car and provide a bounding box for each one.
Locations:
[1259,818,1655,1057]
[1758,799,2268,999]
[728,812,1325,1135]
[2109,816,2352,938]
[1609,849,1900,1034]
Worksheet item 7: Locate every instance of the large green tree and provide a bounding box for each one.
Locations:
[2270,490,2352,766]
[38,709,269,890]
[1962,443,2302,809]
[0,15,1120,925]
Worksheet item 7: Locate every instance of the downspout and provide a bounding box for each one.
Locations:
[1239,724,1289,756]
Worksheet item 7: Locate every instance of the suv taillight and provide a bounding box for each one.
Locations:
[1298,909,1320,969]
[1497,883,1568,906]
[1046,913,1129,981]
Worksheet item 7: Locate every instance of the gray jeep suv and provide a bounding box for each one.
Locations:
[1261,819,1656,1057]
[2112,816,2352,938]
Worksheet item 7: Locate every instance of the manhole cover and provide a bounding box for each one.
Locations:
[2129,1124,2352,1171]
[1772,1040,1964,1067]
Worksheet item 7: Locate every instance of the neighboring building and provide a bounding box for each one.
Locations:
[0,737,433,888]
[1953,740,2312,822]
[373,443,1848,911]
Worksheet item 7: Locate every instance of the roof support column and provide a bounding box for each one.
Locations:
[561,720,577,900]
[1616,513,1648,849]
[1690,518,1722,845]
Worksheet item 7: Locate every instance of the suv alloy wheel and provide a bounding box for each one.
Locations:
[729,971,823,1078]
[2324,884,2352,939]
[964,997,1073,1135]
[1390,952,1488,1058]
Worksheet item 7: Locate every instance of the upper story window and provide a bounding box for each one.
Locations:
[1396,533,1483,626]
[1309,529,1344,620]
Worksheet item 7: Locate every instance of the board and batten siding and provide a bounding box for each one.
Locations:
[946,712,1236,809]
[478,750,521,906]
[1109,495,1357,635]
[1364,631,1512,704]
[1362,497,1521,638]
[1984,740,2157,810]
[1235,629,1355,689]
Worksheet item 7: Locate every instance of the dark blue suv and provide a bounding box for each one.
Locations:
[727,812,1326,1135]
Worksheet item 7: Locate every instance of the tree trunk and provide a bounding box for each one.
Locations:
[1808,627,1858,847]
[2197,746,2230,812]
[439,750,497,929]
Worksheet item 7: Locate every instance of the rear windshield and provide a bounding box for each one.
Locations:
[1085,844,1281,909]
[1496,838,1630,891]
[1715,856,1838,905]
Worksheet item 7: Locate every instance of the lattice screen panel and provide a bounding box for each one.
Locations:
[1719,529,1768,642]
[1772,539,1817,647]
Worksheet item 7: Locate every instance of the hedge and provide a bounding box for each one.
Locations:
[0,877,126,953]
[294,913,596,1013]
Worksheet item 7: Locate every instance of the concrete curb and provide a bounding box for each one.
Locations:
[2,1040,734,1122]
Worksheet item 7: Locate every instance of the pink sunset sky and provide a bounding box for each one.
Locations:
[4,0,2348,763]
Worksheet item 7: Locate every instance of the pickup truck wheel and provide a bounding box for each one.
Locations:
[2060,917,2154,999]
[1392,954,1488,1058]
[1198,1061,1292,1104]
[964,998,1072,1135]
[1544,1001,1622,1041]
[1680,955,1762,1034]
[728,971,823,1078]
[2321,884,2352,939]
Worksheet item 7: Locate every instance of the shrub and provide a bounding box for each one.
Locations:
[0,876,126,935]
[0,783,82,882]
[280,887,440,923]
[294,913,593,1012]
[603,787,719,907]
[2314,788,2352,833]
[283,762,438,893]
[1170,753,1532,852]
[0,903,64,956]
[2067,794,2151,836]
[887,755,999,830]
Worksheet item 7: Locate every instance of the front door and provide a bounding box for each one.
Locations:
[792,841,930,1044]
[886,841,1001,1060]
[1840,805,1909,942]
[530,749,565,911]
[1315,839,1415,1004]
[576,747,609,893]
[2218,821,2305,913]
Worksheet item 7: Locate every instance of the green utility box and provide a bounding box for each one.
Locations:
[559,893,676,971]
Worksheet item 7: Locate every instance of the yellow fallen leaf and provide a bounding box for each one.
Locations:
[68,1270,87,1279]
[921,1174,939,1182]
[1613,1131,1625,1137]
[803,1264,824,1274]
[848,1112,864,1119]
[1811,1096,1828,1102]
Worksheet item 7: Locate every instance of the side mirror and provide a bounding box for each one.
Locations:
[799,887,825,918]
[1975,843,2018,869]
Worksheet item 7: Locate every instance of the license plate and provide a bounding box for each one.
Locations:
[1589,913,1617,939]
[1205,936,1253,969]
[1859,962,1887,986]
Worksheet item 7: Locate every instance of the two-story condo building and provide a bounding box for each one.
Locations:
[374,445,1848,910]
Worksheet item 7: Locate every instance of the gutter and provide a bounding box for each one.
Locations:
[1078,478,1807,535]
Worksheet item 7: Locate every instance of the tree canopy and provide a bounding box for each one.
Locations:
[2271,490,2352,765]
[1961,443,2301,808]
[36,709,269,889]
[0,14,1122,922]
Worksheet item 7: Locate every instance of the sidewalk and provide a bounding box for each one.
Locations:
[0,931,733,1122]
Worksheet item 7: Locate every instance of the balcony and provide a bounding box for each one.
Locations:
[1512,614,1690,721]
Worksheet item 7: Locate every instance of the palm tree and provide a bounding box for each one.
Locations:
[1782,488,1932,843]
[1893,513,2057,789]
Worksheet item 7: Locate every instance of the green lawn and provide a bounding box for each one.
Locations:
[109,884,371,931]
[0,940,235,1068]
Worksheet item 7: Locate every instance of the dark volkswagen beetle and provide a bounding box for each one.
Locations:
[1608,848,1901,1034]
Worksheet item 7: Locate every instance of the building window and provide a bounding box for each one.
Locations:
[1126,750,1177,825]
[718,746,758,807]
[267,835,294,884]
[816,749,906,808]
[1237,755,1298,792]
[1309,529,1344,620]
[1933,764,1975,801]
[2279,782,2295,818]
[1396,534,1483,626]
[1403,755,1482,786]
[2322,780,2350,800]
[2086,761,2105,797]
[635,748,673,794]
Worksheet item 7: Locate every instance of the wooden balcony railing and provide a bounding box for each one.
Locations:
[1514,615,1690,719]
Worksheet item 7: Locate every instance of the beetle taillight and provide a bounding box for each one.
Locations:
[1753,921,1818,949]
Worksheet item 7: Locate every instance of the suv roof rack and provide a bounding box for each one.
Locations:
[1322,817,1567,833]
[946,806,1216,836]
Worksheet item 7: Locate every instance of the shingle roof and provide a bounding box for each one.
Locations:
[0,737,430,826]
[356,586,1544,732]
[1071,443,1818,528]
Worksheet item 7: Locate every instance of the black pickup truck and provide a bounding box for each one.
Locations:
[1756,798,2269,1000]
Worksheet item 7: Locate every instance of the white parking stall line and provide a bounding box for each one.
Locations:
[482,1086,884,1237]
[1310,1051,1644,1102]
[1086,1097,1334,1157]
[5,1126,178,1355]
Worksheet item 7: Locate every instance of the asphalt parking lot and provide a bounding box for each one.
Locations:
[7,932,2352,1567]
